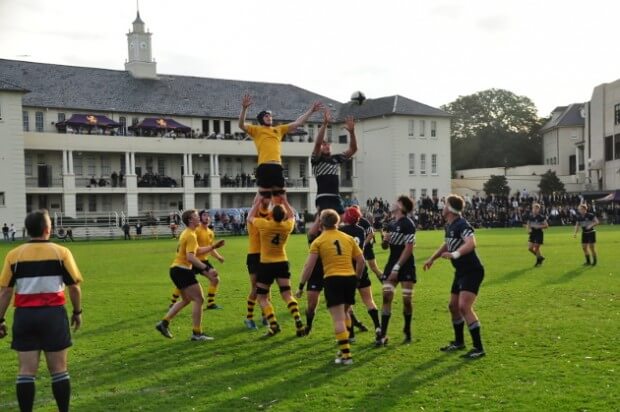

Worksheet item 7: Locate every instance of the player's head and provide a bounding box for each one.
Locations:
[182,209,199,227]
[532,203,540,213]
[272,204,286,222]
[25,209,51,238]
[320,140,332,155]
[198,209,210,225]
[257,110,273,126]
[444,194,464,218]
[320,209,340,229]
[578,204,588,214]
[343,206,361,225]
[393,195,414,216]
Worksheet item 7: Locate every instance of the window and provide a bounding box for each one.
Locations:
[0,192,5,207]
[0,98,2,121]
[213,120,221,134]
[202,119,209,135]
[420,154,427,175]
[23,111,29,131]
[146,157,153,173]
[604,136,613,161]
[76,195,83,212]
[132,117,139,126]
[282,162,289,179]
[299,160,306,178]
[73,153,83,176]
[410,189,416,200]
[615,134,620,160]
[338,134,347,144]
[408,120,414,137]
[88,195,97,212]
[431,121,437,138]
[101,157,111,176]
[24,153,33,176]
[57,113,65,123]
[35,111,44,132]
[421,188,427,198]
[432,188,438,198]
[408,153,416,175]
[119,116,127,135]
[431,154,437,174]
[102,196,112,211]
[327,126,333,142]
[615,104,620,125]
[224,120,231,135]
[120,154,126,175]
[419,120,426,137]
[158,157,166,176]
[308,124,315,140]
[87,156,96,176]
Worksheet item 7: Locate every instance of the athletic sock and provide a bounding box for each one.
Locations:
[453,318,465,344]
[171,288,181,305]
[346,317,354,340]
[16,375,36,412]
[336,331,351,360]
[306,309,315,329]
[263,303,278,329]
[246,297,256,320]
[403,312,412,338]
[468,321,483,351]
[585,254,591,264]
[51,371,71,412]
[286,297,302,326]
[380,311,391,338]
[207,285,218,307]
[192,326,202,335]
[592,255,597,265]
[368,308,380,330]
[350,311,362,327]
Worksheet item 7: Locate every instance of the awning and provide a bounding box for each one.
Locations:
[596,189,620,202]
[56,114,120,129]
[129,117,191,132]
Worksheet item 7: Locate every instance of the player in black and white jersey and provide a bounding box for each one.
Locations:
[376,195,416,346]
[423,194,486,360]
[295,214,324,335]
[525,203,548,267]
[311,109,357,215]
[573,204,599,266]
[354,206,384,280]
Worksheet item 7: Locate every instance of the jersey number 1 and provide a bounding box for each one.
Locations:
[333,240,342,255]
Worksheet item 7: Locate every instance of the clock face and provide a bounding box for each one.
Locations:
[129,42,135,49]
[140,42,147,49]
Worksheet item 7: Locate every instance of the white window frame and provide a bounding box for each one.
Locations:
[35,111,44,132]
[408,120,414,137]
[431,154,438,175]
[420,154,427,175]
[419,119,426,137]
[431,120,437,138]
[408,153,416,175]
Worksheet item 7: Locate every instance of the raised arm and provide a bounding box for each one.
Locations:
[288,101,324,131]
[342,115,358,158]
[247,193,263,224]
[312,109,331,156]
[238,94,252,132]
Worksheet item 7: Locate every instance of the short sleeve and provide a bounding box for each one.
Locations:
[0,253,14,288]
[245,124,258,139]
[61,248,83,284]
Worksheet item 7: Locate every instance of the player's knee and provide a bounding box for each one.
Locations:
[278,285,291,294]
[211,275,220,285]
[458,301,472,316]
[448,301,458,313]
[256,286,269,295]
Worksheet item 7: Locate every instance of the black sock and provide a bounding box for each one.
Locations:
[348,325,355,339]
[368,308,380,329]
[585,255,591,264]
[350,311,361,327]
[380,311,391,338]
[306,310,315,329]
[593,255,597,264]
[403,312,412,337]
[16,375,36,412]
[453,318,465,344]
[468,321,483,351]
[51,371,71,412]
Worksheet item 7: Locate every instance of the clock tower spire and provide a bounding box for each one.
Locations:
[125,7,157,79]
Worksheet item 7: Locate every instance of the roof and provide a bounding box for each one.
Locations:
[0,59,448,122]
[0,77,29,93]
[338,95,451,120]
[541,103,585,132]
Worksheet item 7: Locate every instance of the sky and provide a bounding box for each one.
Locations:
[1,0,618,117]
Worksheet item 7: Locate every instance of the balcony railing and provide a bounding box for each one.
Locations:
[26,177,63,188]
[76,177,127,188]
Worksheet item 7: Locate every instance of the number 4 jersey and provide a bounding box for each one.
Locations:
[252,218,295,263]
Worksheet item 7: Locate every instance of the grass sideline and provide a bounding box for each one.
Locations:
[0,225,618,411]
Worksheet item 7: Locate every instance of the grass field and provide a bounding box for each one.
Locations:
[0,225,618,411]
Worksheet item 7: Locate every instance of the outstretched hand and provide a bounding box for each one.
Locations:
[310,101,324,113]
[241,94,253,109]
[423,259,433,271]
[344,115,355,133]
[322,108,332,125]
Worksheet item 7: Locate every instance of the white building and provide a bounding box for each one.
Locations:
[0,12,451,227]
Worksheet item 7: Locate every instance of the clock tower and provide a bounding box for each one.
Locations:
[125,10,157,79]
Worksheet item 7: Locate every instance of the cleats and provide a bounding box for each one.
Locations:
[262,317,269,326]
[206,304,223,310]
[440,341,466,352]
[263,325,281,338]
[334,351,353,365]
[374,336,388,347]
[356,323,369,332]
[155,321,173,339]
[535,256,545,267]
[190,333,215,341]
[402,335,412,344]
[461,347,486,359]
[244,319,258,330]
[303,325,312,336]
[295,320,306,337]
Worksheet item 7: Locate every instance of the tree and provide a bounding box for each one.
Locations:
[538,170,565,195]
[483,175,510,197]
[441,89,545,170]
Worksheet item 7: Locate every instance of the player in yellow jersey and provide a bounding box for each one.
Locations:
[298,209,365,365]
[169,210,225,309]
[247,192,305,337]
[155,209,224,341]
[239,94,323,195]
[244,195,272,330]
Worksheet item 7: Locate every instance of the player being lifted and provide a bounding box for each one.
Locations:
[573,204,599,266]
[170,210,225,309]
[376,195,417,346]
[312,109,357,216]
[298,209,364,365]
[423,194,486,359]
[525,203,548,267]
[239,94,322,196]
[247,193,305,337]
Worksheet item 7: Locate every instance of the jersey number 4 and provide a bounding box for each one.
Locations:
[271,234,281,245]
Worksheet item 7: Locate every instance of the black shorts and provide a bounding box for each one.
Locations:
[324,276,357,308]
[382,261,417,283]
[12,306,72,352]
[357,268,371,289]
[363,244,376,261]
[528,232,544,245]
[256,163,285,189]
[451,268,485,295]
[246,253,260,275]
[193,260,215,275]
[257,261,290,285]
[315,195,345,215]
[170,266,199,290]
[307,260,325,292]
[581,232,596,244]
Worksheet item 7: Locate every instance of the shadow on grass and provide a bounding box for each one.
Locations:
[542,266,589,286]
[484,267,531,287]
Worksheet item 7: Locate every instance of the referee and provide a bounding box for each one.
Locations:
[0,209,83,412]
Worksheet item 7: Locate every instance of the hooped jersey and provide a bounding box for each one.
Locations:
[311,153,349,195]
[445,217,483,271]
